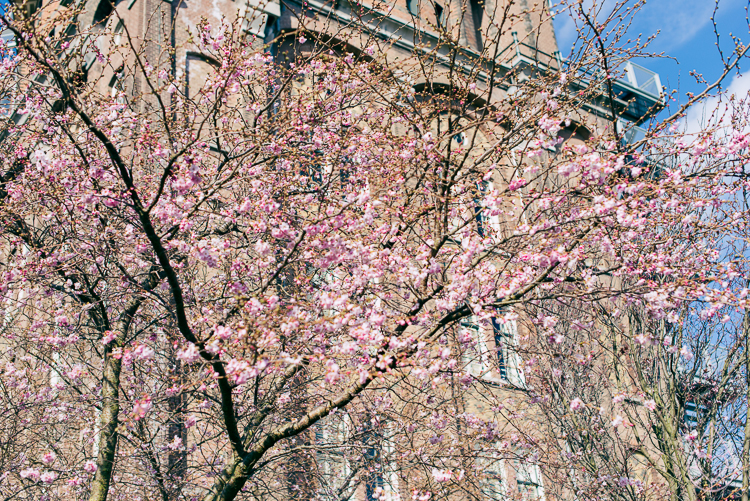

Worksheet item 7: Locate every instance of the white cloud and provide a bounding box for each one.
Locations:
[638,0,716,52]
[553,0,736,56]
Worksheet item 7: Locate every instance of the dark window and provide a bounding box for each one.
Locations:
[434,2,444,28]
[469,0,484,51]
[339,166,350,187]
[684,401,702,429]
[92,0,114,27]
[364,429,384,501]
[491,317,509,380]
[309,164,323,186]
[473,180,488,237]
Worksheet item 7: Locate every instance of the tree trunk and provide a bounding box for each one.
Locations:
[88,297,147,501]
[88,346,123,501]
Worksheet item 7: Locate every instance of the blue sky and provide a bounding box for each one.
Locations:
[553,0,750,122]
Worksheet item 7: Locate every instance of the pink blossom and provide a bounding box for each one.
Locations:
[167,435,183,450]
[134,345,155,360]
[570,398,584,411]
[83,461,97,474]
[132,396,153,420]
[644,400,657,411]
[66,364,85,380]
[680,347,694,360]
[548,333,564,344]
[177,343,201,364]
[431,468,452,482]
[40,471,57,483]
[634,333,649,345]
[101,331,117,345]
[20,468,40,481]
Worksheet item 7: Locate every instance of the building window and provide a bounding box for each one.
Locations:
[516,461,544,500]
[683,400,707,430]
[315,416,354,499]
[491,317,525,386]
[459,317,525,385]
[364,436,383,500]
[108,70,126,104]
[482,471,505,499]
[113,19,124,46]
[406,0,419,16]
[92,0,114,29]
[433,2,444,28]
[469,0,483,51]
[363,422,401,501]
[478,452,507,500]
[49,351,62,388]
[460,318,490,378]
[472,180,488,237]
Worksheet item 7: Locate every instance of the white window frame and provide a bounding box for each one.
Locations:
[460,317,525,387]
[480,455,508,500]
[315,414,354,500]
[515,460,545,501]
[460,317,492,380]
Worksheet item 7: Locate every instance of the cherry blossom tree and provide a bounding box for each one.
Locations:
[517,69,750,501]
[0,0,747,500]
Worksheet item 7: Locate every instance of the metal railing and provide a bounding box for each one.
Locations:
[497,34,663,123]
[498,34,661,95]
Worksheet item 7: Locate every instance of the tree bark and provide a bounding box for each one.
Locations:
[88,341,124,501]
[88,292,153,501]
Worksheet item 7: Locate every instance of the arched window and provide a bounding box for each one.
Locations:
[185,52,220,99]
[406,0,419,17]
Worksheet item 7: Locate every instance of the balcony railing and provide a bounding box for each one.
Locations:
[617,119,648,145]
[623,61,662,97]
[498,35,663,123]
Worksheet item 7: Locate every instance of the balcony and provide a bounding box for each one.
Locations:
[611,61,663,123]
[617,118,647,145]
[497,35,663,124]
